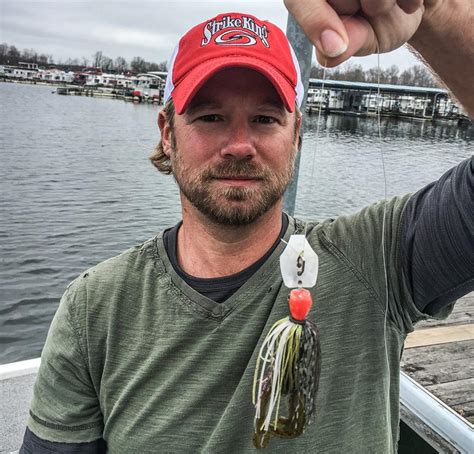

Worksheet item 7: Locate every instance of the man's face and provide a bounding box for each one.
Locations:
[160,68,301,226]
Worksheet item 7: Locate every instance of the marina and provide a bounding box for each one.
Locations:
[1,63,471,122]
[306,79,468,123]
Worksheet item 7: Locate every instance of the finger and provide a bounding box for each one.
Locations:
[314,1,423,67]
[284,0,349,58]
[360,0,398,17]
[397,0,424,14]
[327,0,359,15]
[366,5,424,51]
[315,16,376,67]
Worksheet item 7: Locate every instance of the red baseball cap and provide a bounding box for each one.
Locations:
[164,12,304,114]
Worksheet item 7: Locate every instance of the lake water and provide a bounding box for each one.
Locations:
[0,82,472,364]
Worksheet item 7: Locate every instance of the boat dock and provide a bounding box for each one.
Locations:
[400,292,474,452]
[55,85,162,103]
[305,79,470,123]
[1,294,472,452]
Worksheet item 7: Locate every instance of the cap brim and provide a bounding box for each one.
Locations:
[172,55,296,114]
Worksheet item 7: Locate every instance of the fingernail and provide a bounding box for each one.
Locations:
[319,30,347,58]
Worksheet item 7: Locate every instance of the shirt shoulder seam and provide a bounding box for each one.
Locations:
[318,228,405,337]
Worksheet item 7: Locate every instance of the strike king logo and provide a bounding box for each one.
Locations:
[201,15,270,48]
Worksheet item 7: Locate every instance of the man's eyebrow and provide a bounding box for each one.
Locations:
[185,101,222,115]
[257,101,286,114]
[185,100,286,115]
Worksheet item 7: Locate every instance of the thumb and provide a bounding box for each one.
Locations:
[284,0,349,58]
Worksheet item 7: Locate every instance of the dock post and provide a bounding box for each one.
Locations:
[283,14,313,217]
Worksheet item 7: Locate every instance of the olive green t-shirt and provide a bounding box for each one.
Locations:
[27,196,452,453]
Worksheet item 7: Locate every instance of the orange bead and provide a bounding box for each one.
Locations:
[288,288,313,321]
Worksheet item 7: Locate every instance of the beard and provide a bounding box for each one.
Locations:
[171,147,297,226]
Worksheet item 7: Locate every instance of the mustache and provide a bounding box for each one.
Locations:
[202,161,269,180]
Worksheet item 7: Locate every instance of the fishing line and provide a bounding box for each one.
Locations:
[300,63,327,243]
[301,14,350,243]
[375,48,393,449]
[298,21,390,338]
[375,49,391,377]
[300,24,392,443]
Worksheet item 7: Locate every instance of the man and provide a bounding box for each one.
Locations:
[21,2,473,453]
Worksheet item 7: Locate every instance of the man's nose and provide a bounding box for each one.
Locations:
[219,123,257,160]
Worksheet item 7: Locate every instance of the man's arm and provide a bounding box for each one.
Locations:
[284,0,474,117]
[20,279,104,452]
[401,156,474,315]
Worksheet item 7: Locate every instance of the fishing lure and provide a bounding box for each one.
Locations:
[252,235,321,448]
[251,40,390,449]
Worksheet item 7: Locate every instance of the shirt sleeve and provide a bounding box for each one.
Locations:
[400,156,474,315]
[319,194,455,335]
[26,277,104,443]
[20,427,106,453]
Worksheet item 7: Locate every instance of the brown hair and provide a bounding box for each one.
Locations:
[149,100,176,175]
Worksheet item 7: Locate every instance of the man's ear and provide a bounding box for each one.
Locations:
[158,111,172,157]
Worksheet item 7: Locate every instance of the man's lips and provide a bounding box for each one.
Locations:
[212,176,262,186]
[218,176,259,180]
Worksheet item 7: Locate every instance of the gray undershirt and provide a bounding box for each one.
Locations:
[163,213,289,303]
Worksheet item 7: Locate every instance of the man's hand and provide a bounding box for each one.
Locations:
[284,0,440,67]
[285,0,474,121]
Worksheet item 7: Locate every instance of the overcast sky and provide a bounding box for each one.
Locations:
[1,0,421,70]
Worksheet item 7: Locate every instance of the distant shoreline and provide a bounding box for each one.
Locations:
[0,78,163,104]
[0,78,73,87]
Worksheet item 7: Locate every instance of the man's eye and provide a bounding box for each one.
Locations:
[254,115,276,124]
[198,114,221,122]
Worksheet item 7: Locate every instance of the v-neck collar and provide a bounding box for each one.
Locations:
[153,215,304,321]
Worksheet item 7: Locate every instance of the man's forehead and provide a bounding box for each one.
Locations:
[185,67,287,113]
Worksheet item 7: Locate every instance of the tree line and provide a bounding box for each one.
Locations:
[89,51,167,73]
[0,43,53,67]
[0,44,167,74]
[1,42,439,87]
[310,62,440,88]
